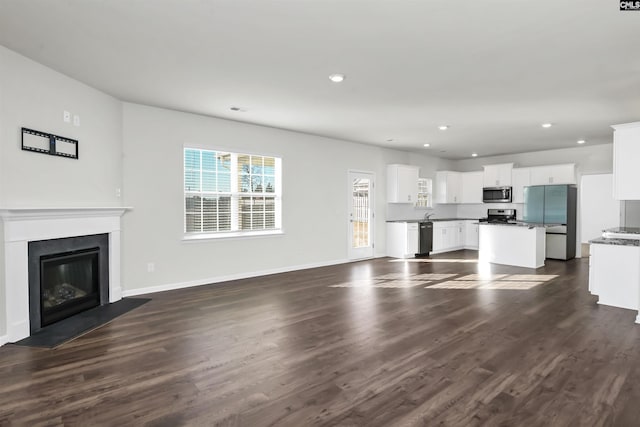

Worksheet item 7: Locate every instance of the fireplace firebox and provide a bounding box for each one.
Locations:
[28,234,109,333]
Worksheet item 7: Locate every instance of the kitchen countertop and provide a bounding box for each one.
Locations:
[386,218,479,223]
[590,237,640,247]
[603,227,640,234]
[478,222,546,229]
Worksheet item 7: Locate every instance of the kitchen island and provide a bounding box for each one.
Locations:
[589,227,640,322]
[478,223,546,269]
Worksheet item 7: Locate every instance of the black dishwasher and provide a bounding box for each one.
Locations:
[416,221,433,257]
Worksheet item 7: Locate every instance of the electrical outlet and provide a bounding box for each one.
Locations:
[73,115,80,127]
[147,262,155,273]
[63,111,71,123]
[115,188,121,198]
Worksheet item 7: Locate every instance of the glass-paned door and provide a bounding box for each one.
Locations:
[348,171,375,260]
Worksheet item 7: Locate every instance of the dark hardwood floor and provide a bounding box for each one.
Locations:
[2,250,640,426]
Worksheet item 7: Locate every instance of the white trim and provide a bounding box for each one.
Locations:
[182,229,284,241]
[122,258,351,297]
[0,207,129,343]
[611,122,640,130]
[0,207,130,222]
[0,334,8,347]
[183,142,283,160]
[347,170,376,261]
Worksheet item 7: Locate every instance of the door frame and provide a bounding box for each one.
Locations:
[347,170,376,260]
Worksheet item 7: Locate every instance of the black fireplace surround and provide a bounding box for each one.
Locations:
[28,234,109,334]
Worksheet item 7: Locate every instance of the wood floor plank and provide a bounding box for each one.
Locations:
[1,250,640,426]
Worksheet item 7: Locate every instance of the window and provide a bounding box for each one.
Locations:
[184,148,282,237]
[416,178,433,208]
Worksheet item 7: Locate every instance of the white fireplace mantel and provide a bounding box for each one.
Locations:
[0,206,131,344]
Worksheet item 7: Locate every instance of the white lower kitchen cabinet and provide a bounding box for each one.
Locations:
[589,242,640,314]
[464,221,479,249]
[432,221,465,254]
[386,222,419,258]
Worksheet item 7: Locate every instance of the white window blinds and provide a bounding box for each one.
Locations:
[184,148,282,235]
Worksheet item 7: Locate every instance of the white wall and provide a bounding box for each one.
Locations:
[0,46,124,338]
[0,220,4,340]
[0,46,123,206]
[452,143,613,175]
[121,103,450,293]
[580,174,620,242]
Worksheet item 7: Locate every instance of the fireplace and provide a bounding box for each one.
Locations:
[28,234,109,333]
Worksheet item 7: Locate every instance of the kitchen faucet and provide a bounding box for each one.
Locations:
[423,212,434,220]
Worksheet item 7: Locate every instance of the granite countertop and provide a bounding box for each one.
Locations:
[386,218,479,223]
[477,222,544,229]
[604,227,640,235]
[477,222,566,228]
[590,237,640,247]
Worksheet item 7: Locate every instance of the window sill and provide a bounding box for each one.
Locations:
[182,229,284,242]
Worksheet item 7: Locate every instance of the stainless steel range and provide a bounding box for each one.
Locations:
[479,208,517,224]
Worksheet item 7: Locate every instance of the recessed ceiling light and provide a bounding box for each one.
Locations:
[230,106,246,112]
[577,139,586,144]
[423,143,430,147]
[438,125,449,131]
[541,123,553,128]
[386,138,394,142]
[472,153,478,157]
[329,73,345,83]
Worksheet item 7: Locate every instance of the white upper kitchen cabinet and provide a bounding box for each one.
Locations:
[530,164,576,186]
[511,168,531,204]
[435,171,462,204]
[483,163,514,187]
[387,164,419,203]
[460,171,483,204]
[612,122,640,200]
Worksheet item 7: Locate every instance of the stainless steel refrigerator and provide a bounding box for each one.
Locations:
[523,185,577,260]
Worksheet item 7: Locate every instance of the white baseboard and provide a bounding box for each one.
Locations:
[0,334,8,347]
[429,246,476,255]
[122,257,352,297]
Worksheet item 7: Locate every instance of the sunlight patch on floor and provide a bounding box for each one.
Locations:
[390,258,479,263]
[330,280,430,288]
[332,268,558,290]
[410,273,458,280]
[456,274,509,281]
[505,274,558,281]
[374,273,417,280]
[427,280,544,290]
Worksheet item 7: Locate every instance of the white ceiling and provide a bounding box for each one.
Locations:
[1,1,639,159]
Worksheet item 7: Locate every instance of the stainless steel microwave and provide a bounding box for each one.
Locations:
[483,186,512,203]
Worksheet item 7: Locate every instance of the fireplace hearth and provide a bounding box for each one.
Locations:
[28,234,109,334]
